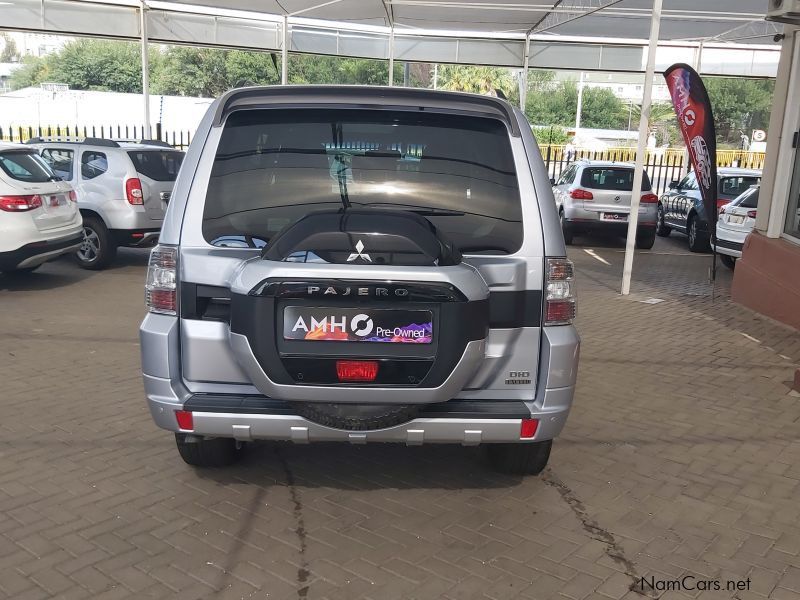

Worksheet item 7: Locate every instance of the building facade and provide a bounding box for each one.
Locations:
[732,24,800,332]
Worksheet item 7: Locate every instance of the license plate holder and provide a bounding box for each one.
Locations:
[283,307,433,344]
[728,215,745,225]
[601,212,628,222]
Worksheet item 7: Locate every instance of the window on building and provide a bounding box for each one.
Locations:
[784,147,800,239]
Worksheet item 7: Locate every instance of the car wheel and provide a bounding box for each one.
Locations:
[687,216,710,253]
[655,204,671,237]
[75,216,117,270]
[560,210,574,245]
[486,440,552,475]
[175,434,241,467]
[635,229,656,250]
[293,403,419,431]
[720,254,736,270]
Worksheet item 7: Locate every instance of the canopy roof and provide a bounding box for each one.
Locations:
[1,0,782,76]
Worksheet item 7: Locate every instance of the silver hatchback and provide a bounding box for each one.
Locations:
[552,160,659,249]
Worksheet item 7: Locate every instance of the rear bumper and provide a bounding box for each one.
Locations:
[144,384,573,444]
[0,232,82,270]
[713,237,744,258]
[111,228,160,247]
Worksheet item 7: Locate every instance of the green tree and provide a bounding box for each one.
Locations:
[704,77,774,145]
[437,65,515,98]
[50,39,144,92]
[1,33,19,62]
[525,80,627,130]
[8,55,49,90]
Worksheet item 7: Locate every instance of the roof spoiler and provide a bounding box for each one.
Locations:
[212,85,521,136]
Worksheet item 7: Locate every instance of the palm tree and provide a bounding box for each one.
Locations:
[621,102,677,145]
[437,65,515,98]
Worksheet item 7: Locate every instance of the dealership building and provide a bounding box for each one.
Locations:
[733,13,800,331]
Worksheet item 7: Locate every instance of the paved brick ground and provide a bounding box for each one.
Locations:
[1,234,799,600]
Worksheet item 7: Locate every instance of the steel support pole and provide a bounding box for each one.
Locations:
[621,0,663,296]
[520,35,530,110]
[575,71,584,132]
[140,1,151,139]
[281,16,289,85]
[388,28,395,86]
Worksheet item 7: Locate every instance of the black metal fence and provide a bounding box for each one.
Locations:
[0,123,193,150]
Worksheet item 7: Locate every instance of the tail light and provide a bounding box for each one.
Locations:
[336,360,379,382]
[716,199,730,214]
[125,178,144,205]
[640,193,658,204]
[0,194,43,212]
[747,210,757,219]
[544,258,576,326]
[67,190,77,203]
[145,245,177,315]
[570,189,593,200]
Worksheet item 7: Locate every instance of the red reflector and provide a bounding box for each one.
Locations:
[546,300,575,324]
[147,289,176,312]
[175,410,193,430]
[132,232,144,238]
[520,419,539,439]
[336,360,379,382]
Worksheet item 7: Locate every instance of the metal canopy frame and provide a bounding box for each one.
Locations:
[3,0,780,295]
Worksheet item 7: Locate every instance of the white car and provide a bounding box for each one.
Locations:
[714,185,758,269]
[0,142,83,274]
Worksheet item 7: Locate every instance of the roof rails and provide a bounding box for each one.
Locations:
[115,139,175,148]
[25,136,120,147]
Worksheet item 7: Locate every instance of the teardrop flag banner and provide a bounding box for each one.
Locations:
[663,63,719,280]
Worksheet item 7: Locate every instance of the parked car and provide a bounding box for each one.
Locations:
[139,86,580,475]
[551,160,659,249]
[714,185,759,269]
[656,167,761,252]
[27,137,185,270]
[0,142,83,274]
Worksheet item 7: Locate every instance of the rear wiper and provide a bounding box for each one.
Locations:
[367,204,464,217]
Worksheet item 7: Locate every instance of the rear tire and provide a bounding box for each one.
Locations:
[655,204,671,237]
[635,229,656,250]
[293,403,419,431]
[175,434,241,467]
[560,211,574,245]
[486,440,552,475]
[687,215,710,253]
[75,216,116,270]
[720,254,736,270]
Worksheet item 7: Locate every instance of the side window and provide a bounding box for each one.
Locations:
[81,151,108,180]
[679,173,698,191]
[41,148,75,180]
[557,165,576,186]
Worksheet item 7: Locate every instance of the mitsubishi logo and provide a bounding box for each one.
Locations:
[347,239,372,262]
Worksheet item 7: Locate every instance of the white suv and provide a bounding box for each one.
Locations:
[0,143,83,274]
[28,137,185,270]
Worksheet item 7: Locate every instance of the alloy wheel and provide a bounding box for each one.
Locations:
[78,226,100,263]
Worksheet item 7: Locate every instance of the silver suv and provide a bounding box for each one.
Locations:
[139,87,580,475]
[28,137,185,269]
[552,160,659,249]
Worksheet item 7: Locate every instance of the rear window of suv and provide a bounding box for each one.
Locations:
[128,150,184,181]
[580,167,652,191]
[202,108,522,254]
[0,150,55,183]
